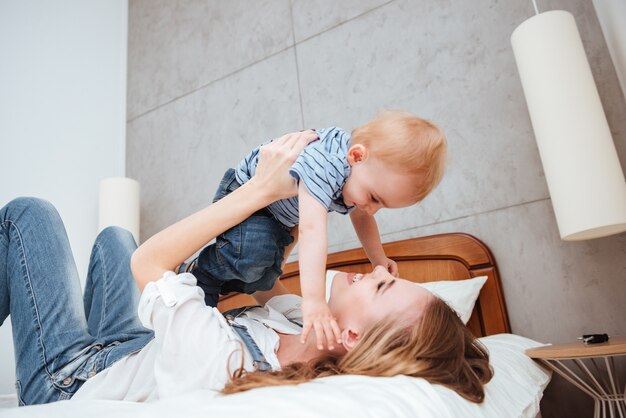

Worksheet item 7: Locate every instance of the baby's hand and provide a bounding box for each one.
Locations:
[301,297,342,350]
[376,257,399,277]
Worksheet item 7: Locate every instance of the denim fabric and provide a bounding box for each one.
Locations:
[222,306,271,372]
[0,197,154,405]
[191,169,294,306]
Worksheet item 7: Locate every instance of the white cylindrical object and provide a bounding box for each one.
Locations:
[592,0,626,102]
[98,177,140,243]
[511,10,626,240]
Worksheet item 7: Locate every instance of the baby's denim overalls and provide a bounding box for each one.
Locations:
[185,168,294,307]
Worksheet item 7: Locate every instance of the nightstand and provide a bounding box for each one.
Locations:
[526,336,626,418]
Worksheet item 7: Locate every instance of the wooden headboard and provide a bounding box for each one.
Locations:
[217,233,511,337]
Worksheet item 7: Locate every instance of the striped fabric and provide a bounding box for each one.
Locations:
[235,127,354,227]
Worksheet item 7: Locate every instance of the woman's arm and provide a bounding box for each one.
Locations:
[131,130,319,291]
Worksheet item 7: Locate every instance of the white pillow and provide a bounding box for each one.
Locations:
[417,276,488,324]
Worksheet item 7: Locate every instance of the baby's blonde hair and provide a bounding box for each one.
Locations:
[222,297,492,403]
[351,110,447,203]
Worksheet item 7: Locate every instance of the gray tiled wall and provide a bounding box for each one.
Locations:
[127,1,626,416]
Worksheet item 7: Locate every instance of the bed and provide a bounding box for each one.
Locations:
[1,233,551,418]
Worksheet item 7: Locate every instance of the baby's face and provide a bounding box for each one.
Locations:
[342,156,421,215]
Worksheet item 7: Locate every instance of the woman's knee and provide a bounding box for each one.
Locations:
[1,197,58,222]
[95,226,137,251]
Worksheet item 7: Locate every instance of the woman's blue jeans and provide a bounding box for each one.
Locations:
[0,197,154,405]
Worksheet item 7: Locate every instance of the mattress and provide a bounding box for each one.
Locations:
[1,333,550,418]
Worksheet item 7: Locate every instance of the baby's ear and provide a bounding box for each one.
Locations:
[341,328,360,351]
[346,144,368,165]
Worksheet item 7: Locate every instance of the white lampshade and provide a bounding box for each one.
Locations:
[98,177,140,243]
[511,10,626,241]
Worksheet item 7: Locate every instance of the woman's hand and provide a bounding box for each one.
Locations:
[247,130,319,202]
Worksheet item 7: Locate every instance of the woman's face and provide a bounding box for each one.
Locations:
[327,265,434,332]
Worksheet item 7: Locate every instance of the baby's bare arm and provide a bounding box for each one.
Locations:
[298,183,342,348]
[350,209,399,276]
[350,208,385,263]
[298,184,328,301]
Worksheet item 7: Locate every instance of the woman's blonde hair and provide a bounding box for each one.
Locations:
[351,110,447,203]
[222,297,493,403]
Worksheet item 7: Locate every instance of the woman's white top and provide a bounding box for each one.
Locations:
[71,271,305,402]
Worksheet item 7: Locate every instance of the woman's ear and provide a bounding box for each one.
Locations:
[346,144,368,166]
[341,328,360,351]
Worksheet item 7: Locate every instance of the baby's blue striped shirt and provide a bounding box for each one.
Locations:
[235,127,354,228]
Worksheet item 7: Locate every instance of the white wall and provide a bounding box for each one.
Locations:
[592,0,626,100]
[0,0,128,396]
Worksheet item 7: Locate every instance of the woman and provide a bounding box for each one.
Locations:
[0,131,492,407]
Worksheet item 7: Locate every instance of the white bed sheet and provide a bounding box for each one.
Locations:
[0,333,551,418]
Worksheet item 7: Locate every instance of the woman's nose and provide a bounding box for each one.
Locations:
[373,265,387,275]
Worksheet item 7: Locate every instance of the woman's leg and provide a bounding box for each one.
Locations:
[83,226,152,344]
[0,197,94,405]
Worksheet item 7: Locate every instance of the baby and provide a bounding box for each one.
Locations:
[187,110,447,349]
